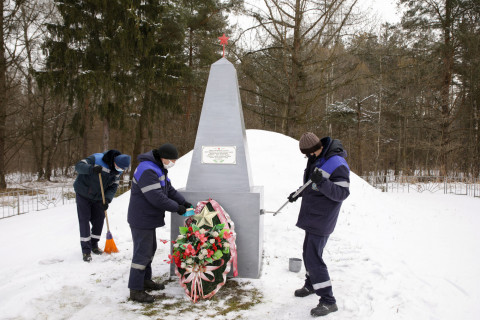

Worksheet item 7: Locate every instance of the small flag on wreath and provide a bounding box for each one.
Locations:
[169,199,237,303]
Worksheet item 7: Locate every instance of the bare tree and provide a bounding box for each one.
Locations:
[240,0,359,136]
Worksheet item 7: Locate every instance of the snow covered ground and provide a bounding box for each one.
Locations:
[0,129,479,319]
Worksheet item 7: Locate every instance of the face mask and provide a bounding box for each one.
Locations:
[164,160,175,169]
[114,164,124,172]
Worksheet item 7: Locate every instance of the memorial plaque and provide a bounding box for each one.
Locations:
[201,146,236,164]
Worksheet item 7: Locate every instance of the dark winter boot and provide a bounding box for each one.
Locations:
[294,286,315,297]
[144,279,165,291]
[310,302,338,317]
[130,290,154,303]
[92,247,103,255]
[83,253,92,262]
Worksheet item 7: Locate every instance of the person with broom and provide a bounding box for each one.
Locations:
[127,143,194,303]
[73,149,131,262]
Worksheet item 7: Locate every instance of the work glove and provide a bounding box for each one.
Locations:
[93,165,103,174]
[310,169,326,185]
[183,201,193,209]
[177,205,187,215]
[288,191,299,203]
[102,203,109,211]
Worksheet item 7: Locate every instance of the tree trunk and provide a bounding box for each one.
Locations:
[439,0,454,176]
[83,98,90,157]
[22,4,45,180]
[0,1,7,189]
[356,101,363,175]
[103,117,109,151]
[283,0,302,136]
[131,106,148,173]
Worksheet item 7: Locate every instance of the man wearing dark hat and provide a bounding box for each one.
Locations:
[288,132,350,317]
[74,149,131,262]
[127,143,194,303]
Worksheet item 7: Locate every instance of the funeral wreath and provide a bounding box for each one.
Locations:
[169,199,237,303]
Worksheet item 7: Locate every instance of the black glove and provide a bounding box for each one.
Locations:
[288,191,299,203]
[93,165,103,174]
[102,203,109,211]
[184,201,193,209]
[177,205,187,215]
[310,169,326,185]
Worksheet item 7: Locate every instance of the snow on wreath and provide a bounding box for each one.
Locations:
[168,199,238,303]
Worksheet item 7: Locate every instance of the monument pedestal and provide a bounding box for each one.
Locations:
[171,187,264,278]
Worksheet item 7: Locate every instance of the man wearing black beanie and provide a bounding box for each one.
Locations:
[127,143,193,303]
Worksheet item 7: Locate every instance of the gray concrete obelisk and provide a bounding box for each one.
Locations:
[171,58,264,279]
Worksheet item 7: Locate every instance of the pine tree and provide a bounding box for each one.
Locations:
[39,0,186,161]
[120,0,186,171]
[40,0,119,155]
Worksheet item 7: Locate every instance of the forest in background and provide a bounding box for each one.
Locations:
[0,0,479,190]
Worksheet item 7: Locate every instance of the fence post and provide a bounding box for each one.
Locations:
[17,192,20,216]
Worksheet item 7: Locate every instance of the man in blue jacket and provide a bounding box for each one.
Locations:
[288,132,350,317]
[74,149,131,262]
[127,143,193,303]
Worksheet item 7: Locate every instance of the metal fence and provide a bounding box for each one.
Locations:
[0,181,132,219]
[360,175,480,197]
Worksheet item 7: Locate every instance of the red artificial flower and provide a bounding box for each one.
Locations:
[223,231,231,239]
[197,233,208,243]
[207,249,214,258]
[185,244,196,256]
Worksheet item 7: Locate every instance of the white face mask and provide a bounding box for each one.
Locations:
[164,160,175,169]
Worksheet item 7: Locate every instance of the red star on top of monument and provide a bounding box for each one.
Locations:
[218,33,229,57]
[218,33,229,45]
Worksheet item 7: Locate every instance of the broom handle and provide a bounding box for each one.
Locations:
[98,172,111,231]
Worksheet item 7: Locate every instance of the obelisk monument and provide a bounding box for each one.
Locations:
[171,56,264,279]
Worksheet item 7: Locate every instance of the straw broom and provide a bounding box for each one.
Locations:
[99,173,119,253]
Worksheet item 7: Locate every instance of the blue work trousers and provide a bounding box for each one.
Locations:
[76,194,105,254]
[302,232,336,304]
[128,227,157,290]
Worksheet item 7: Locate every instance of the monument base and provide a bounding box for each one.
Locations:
[170,186,264,279]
